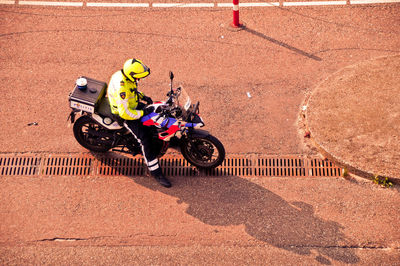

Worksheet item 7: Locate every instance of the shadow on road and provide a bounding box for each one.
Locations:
[99,153,359,265]
[243,27,322,61]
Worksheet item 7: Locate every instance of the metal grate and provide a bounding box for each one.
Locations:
[0,155,41,176]
[202,156,253,177]
[256,157,306,177]
[42,155,92,176]
[0,153,342,178]
[97,156,146,176]
[308,158,342,177]
[159,157,198,177]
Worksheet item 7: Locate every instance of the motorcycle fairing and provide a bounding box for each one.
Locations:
[141,112,160,126]
[141,112,203,141]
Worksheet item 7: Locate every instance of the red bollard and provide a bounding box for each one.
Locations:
[232,0,240,27]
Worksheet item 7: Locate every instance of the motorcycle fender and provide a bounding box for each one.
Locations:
[187,129,210,138]
[176,129,210,152]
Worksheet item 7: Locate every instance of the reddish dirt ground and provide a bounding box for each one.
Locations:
[305,55,400,180]
[0,3,400,264]
[1,175,400,264]
[0,5,399,156]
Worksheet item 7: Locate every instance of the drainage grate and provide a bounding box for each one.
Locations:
[308,158,342,177]
[256,157,306,177]
[97,156,146,176]
[0,153,342,178]
[43,155,93,176]
[0,155,41,176]
[202,156,253,177]
[159,157,198,177]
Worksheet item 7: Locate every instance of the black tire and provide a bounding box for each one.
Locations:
[73,116,112,152]
[181,134,225,169]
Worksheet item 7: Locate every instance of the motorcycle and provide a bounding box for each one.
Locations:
[68,71,225,169]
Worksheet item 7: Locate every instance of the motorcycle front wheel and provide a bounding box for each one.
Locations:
[181,135,225,169]
[73,116,112,153]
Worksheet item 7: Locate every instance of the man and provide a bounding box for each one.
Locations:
[107,58,172,188]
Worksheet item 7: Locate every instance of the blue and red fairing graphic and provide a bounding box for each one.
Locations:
[141,112,202,140]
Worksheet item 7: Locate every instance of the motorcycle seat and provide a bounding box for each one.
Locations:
[96,96,124,125]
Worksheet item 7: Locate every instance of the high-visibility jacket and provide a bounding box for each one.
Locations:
[107,70,145,120]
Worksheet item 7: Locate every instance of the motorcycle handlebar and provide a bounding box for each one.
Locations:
[165,86,182,105]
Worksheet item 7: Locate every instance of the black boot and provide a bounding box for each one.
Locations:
[154,173,172,188]
[151,169,172,188]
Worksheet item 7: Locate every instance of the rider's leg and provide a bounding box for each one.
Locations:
[124,120,172,188]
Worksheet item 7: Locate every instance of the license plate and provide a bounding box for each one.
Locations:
[70,101,94,113]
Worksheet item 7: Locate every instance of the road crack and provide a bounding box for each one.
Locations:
[282,244,397,250]
[37,236,110,242]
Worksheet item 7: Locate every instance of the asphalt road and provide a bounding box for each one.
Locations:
[1,175,400,264]
[0,3,399,265]
[1,4,399,155]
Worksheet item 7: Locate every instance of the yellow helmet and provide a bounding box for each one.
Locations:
[122,58,150,82]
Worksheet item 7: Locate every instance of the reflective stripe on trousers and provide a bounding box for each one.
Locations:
[123,120,161,175]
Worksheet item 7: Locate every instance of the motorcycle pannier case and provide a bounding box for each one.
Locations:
[69,76,107,113]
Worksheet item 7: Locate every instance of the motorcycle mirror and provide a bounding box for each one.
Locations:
[169,71,174,94]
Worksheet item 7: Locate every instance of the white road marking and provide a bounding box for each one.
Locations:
[218,2,279,6]
[87,2,149,7]
[351,0,400,4]
[283,1,347,6]
[216,3,233,6]
[241,2,280,6]
[220,2,280,7]
[1,0,398,7]
[19,1,83,6]
[152,2,214,7]
[0,0,14,4]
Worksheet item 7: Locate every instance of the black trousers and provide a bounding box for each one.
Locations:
[124,119,162,176]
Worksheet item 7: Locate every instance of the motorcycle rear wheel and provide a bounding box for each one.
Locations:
[73,116,112,153]
[181,135,225,169]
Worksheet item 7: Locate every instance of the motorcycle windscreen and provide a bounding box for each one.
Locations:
[176,87,192,112]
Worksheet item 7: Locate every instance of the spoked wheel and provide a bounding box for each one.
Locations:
[181,135,225,169]
[73,116,112,152]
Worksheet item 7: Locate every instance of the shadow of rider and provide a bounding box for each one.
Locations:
[135,175,359,264]
[96,153,359,264]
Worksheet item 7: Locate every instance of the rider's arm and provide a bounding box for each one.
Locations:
[116,87,144,120]
[137,91,145,99]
